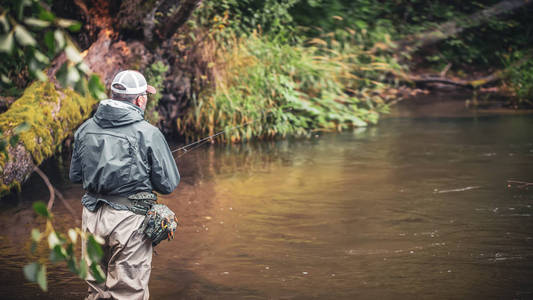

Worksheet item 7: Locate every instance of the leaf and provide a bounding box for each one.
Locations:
[65,243,74,256]
[0,32,14,54]
[65,45,83,63]
[33,50,50,64]
[0,13,9,32]
[38,9,55,22]
[36,264,47,291]
[1,74,11,84]
[32,201,50,218]
[31,228,41,242]
[66,66,81,85]
[88,75,107,99]
[56,19,81,32]
[44,31,54,53]
[29,59,47,82]
[54,30,65,49]
[90,263,106,283]
[77,62,90,74]
[68,23,82,32]
[33,69,48,82]
[14,25,37,47]
[67,257,78,273]
[74,77,86,96]
[56,63,68,88]
[68,229,77,244]
[78,259,88,279]
[23,262,39,282]
[24,18,51,28]
[87,235,104,263]
[50,245,67,262]
[47,232,61,249]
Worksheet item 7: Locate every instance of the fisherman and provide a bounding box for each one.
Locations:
[69,70,180,300]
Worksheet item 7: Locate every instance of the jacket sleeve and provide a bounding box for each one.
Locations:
[69,132,83,184]
[148,129,180,194]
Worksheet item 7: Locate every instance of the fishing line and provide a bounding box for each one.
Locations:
[171,108,293,159]
[171,118,262,158]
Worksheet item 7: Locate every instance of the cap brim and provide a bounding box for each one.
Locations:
[146,85,156,94]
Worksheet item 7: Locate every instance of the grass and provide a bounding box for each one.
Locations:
[177,31,395,143]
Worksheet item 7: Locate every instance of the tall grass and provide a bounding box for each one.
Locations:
[177,30,395,142]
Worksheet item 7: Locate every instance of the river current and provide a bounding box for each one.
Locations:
[0,102,532,299]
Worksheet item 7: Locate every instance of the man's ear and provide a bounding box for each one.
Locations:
[135,95,147,109]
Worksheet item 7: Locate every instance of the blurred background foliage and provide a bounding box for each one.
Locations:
[1,0,532,144]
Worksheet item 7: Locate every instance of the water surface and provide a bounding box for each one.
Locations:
[0,110,532,299]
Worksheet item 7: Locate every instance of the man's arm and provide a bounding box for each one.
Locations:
[148,129,180,194]
[69,134,83,184]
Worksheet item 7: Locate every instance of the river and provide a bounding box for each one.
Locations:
[0,97,532,299]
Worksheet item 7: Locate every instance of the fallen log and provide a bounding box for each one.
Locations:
[0,29,137,195]
[394,51,531,89]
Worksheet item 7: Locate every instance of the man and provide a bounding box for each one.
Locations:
[69,70,180,300]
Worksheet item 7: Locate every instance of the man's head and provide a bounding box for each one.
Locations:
[110,70,156,111]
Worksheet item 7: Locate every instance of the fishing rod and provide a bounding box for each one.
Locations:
[171,118,261,158]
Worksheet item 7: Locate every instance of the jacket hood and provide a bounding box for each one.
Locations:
[93,99,144,128]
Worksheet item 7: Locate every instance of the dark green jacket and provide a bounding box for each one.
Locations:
[69,99,180,210]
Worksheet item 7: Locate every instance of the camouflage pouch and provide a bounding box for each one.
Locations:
[138,204,179,247]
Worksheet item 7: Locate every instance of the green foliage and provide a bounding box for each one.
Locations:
[23,262,47,291]
[32,201,49,218]
[197,0,532,75]
[0,0,105,98]
[504,51,533,104]
[178,32,392,142]
[143,61,169,125]
[24,201,106,292]
[195,0,300,37]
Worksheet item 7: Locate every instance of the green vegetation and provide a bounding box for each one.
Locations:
[24,201,105,291]
[0,0,96,97]
[144,61,169,125]
[178,32,393,142]
[178,1,406,142]
[504,51,533,105]
[182,0,533,115]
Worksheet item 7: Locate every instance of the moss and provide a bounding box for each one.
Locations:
[0,80,97,193]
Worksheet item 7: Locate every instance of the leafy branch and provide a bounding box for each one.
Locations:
[23,201,106,291]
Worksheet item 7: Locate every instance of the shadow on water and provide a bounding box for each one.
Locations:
[1,98,533,299]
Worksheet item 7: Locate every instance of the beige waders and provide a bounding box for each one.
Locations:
[82,204,152,300]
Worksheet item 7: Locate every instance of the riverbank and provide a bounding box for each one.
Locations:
[390,90,533,118]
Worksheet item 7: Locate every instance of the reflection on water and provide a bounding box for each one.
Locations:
[1,114,533,299]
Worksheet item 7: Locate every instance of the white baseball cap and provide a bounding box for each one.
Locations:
[110,70,156,95]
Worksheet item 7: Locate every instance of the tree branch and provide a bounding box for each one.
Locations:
[396,0,532,53]
[33,166,55,211]
[159,0,202,39]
